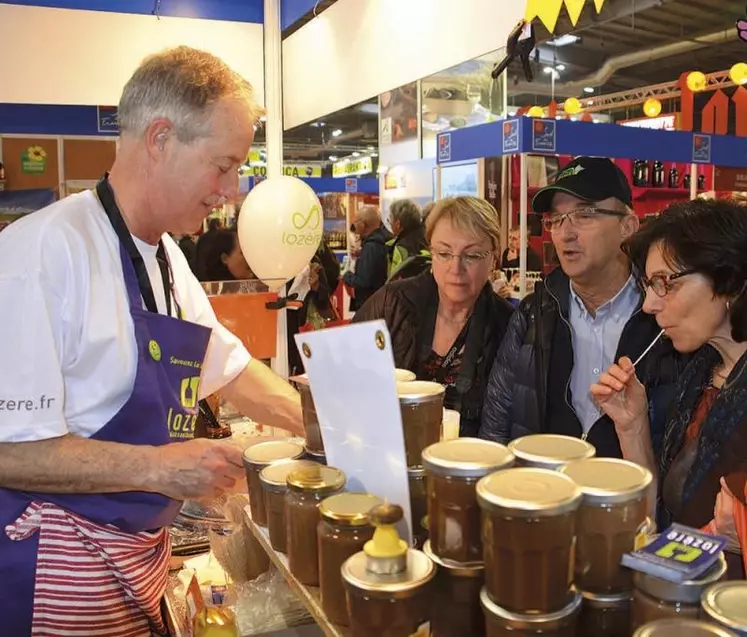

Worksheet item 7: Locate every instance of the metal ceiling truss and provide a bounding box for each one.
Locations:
[580,70,734,113]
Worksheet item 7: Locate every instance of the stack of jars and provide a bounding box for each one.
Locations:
[396,379,446,548]
[558,456,654,637]
[421,438,516,637]
[292,368,418,466]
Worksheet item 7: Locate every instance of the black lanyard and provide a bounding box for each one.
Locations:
[96,175,179,317]
[438,319,471,371]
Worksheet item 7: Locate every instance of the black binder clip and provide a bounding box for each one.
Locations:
[491,20,536,82]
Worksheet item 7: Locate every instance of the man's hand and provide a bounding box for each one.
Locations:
[144,439,245,501]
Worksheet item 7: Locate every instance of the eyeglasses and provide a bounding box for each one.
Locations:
[431,249,492,268]
[542,207,628,232]
[640,270,695,297]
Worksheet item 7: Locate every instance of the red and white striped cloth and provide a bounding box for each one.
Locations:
[6,502,171,637]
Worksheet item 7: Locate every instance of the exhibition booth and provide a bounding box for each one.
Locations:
[2,0,747,636]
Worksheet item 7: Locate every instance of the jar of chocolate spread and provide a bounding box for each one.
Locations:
[578,590,632,637]
[422,438,514,564]
[481,587,582,637]
[477,467,581,613]
[560,457,653,593]
[508,434,595,470]
[701,581,747,636]
[633,618,737,637]
[397,381,445,468]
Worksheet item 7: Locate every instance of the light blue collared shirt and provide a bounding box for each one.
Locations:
[568,276,640,433]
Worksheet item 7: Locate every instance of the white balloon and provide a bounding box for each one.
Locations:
[238,176,323,290]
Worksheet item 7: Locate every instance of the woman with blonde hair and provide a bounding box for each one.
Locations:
[353,196,514,437]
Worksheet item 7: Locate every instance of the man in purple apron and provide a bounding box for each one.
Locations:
[0,47,303,635]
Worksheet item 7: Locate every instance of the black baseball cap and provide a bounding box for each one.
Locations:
[532,157,633,213]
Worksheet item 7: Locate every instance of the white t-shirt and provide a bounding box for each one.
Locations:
[0,190,251,443]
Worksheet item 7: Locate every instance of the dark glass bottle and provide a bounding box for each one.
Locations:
[652,161,665,188]
[668,166,679,189]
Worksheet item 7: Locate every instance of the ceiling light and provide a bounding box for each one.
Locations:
[547,34,580,47]
[556,64,566,72]
[329,155,338,161]
[584,87,595,94]
[332,129,343,137]
[352,152,361,157]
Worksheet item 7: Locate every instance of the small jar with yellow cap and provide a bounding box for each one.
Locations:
[318,493,383,626]
[286,463,346,586]
[342,503,436,637]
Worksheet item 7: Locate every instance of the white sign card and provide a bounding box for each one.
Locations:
[295,320,412,542]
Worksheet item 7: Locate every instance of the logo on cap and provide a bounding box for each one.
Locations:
[557,165,585,181]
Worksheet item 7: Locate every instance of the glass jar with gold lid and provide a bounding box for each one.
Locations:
[559,458,653,593]
[242,440,304,526]
[422,438,514,563]
[318,493,383,626]
[631,553,727,630]
[286,463,346,586]
[481,587,582,637]
[342,503,436,637]
[701,581,747,636]
[477,467,582,614]
[259,459,315,553]
[633,619,737,637]
[408,467,428,550]
[508,434,595,470]
[578,590,633,637]
[424,540,485,637]
[397,381,445,468]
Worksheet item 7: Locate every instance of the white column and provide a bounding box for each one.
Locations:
[519,153,528,298]
[264,0,289,378]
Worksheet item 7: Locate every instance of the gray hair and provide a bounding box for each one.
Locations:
[118,46,264,142]
[357,205,381,225]
[390,199,422,233]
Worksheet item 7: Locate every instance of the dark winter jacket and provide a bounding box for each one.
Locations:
[353,272,514,437]
[344,226,391,310]
[479,268,686,458]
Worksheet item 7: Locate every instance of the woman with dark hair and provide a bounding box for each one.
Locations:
[591,199,747,577]
[195,229,254,282]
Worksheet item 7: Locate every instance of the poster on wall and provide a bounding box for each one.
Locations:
[21,145,47,174]
[484,156,502,212]
[380,82,418,145]
[97,106,119,133]
[440,162,478,198]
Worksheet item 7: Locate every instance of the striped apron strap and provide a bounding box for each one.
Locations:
[6,502,170,637]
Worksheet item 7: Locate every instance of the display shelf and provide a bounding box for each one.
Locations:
[243,507,350,637]
[631,186,694,199]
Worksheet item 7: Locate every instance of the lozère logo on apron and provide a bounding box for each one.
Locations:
[167,376,201,439]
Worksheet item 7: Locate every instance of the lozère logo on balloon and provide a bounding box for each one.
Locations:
[285,204,323,245]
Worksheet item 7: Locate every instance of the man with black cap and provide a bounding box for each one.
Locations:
[479,157,684,458]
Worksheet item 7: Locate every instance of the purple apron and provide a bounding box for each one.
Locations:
[0,176,213,634]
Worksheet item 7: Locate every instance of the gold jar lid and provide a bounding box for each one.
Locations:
[481,587,581,630]
[422,439,515,479]
[508,434,595,469]
[287,463,345,494]
[560,458,652,505]
[633,619,736,637]
[320,493,383,527]
[342,548,435,599]
[396,380,445,404]
[242,440,305,469]
[423,540,484,578]
[394,368,416,382]
[477,467,582,517]
[259,459,316,493]
[701,581,747,632]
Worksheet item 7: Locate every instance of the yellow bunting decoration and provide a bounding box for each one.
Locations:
[686,71,707,92]
[564,97,582,115]
[525,0,607,32]
[527,106,545,117]
[729,63,747,86]
[643,99,662,118]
